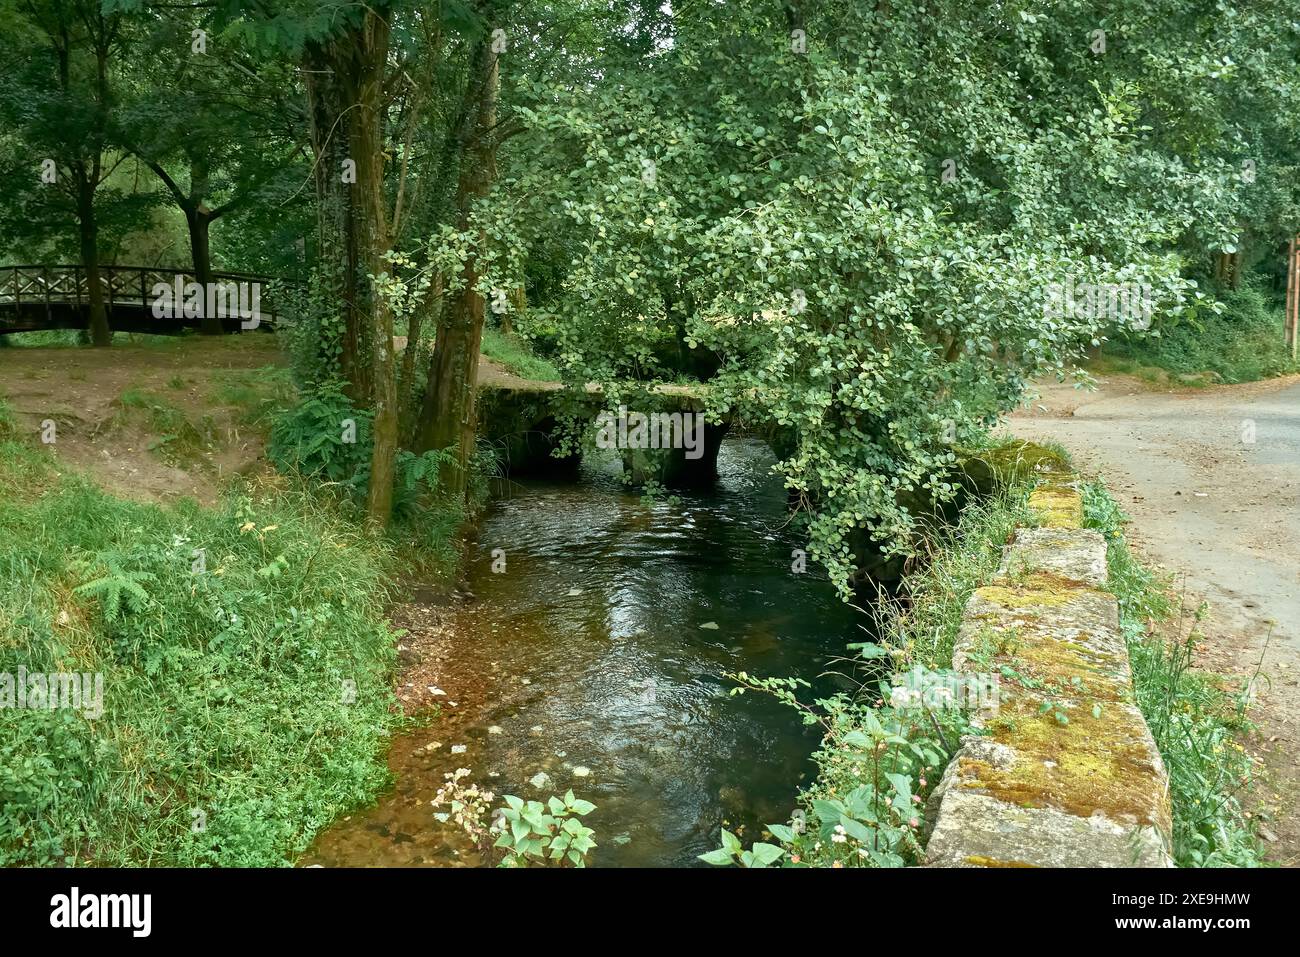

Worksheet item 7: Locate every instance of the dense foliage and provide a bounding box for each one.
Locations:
[4,1,1297,585]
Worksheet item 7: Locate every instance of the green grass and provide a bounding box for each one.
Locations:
[884,482,1035,671]
[0,400,16,439]
[480,327,562,382]
[0,399,413,866]
[0,443,400,866]
[1081,482,1265,866]
[211,365,296,429]
[1103,281,1299,385]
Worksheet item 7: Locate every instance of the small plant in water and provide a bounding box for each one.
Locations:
[431,768,598,867]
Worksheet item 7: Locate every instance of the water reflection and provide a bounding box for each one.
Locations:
[304,439,865,867]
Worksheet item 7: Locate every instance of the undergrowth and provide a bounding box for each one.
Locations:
[0,435,401,866]
[1104,280,1298,384]
[1081,482,1264,866]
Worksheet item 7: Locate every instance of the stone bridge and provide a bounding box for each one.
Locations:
[474,376,728,488]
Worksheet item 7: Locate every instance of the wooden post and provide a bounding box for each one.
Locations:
[1289,238,1300,361]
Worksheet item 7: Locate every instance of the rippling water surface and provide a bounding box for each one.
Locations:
[304,439,865,867]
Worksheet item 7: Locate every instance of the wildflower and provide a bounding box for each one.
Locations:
[909,817,919,828]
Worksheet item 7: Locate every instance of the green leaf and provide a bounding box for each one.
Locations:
[720,828,742,854]
[698,847,735,866]
[750,842,785,866]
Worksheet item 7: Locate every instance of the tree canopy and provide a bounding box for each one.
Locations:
[2,0,1298,590]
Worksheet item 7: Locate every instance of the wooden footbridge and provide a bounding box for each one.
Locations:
[0,264,291,335]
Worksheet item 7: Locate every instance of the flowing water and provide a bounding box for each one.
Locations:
[303,438,866,867]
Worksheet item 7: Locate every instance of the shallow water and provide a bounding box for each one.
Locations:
[303,439,866,867]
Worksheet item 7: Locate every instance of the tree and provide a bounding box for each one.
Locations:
[413,10,501,501]
[495,0,1300,592]
[119,3,308,333]
[0,0,136,345]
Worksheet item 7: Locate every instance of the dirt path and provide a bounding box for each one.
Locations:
[0,338,539,504]
[1009,372,1300,863]
[0,338,286,503]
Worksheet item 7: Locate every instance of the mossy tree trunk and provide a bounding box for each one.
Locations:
[415,32,500,502]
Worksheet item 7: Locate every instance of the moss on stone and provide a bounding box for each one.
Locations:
[1029,486,1084,529]
[974,570,1097,609]
[960,697,1171,830]
[970,441,1073,484]
[986,630,1131,703]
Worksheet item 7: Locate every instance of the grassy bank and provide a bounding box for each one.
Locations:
[0,395,459,866]
[1081,483,1263,866]
[1101,282,1299,385]
[480,327,562,382]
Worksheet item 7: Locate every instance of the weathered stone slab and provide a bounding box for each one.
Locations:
[1000,526,1109,587]
[923,481,1174,868]
[924,788,1172,868]
[1028,484,1085,528]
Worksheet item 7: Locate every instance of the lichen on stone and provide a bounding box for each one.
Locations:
[959,697,1171,832]
[1028,485,1084,529]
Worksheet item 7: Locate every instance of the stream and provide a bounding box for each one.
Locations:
[303,438,866,867]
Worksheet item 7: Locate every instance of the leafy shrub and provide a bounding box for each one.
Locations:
[268,383,373,482]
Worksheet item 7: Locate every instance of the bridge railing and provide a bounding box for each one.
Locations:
[0,264,296,325]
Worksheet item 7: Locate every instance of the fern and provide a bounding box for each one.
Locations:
[268,383,373,482]
[73,554,157,623]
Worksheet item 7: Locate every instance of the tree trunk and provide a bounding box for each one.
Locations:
[305,38,371,402]
[354,11,396,530]
[186,206,223,334]
[76,176,110,347]
[415,39,500,502]
[400,271,443,447]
